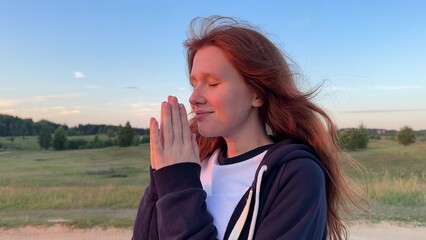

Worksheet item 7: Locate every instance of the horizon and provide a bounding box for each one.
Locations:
[2,112,424,132]
[1,1,425,130]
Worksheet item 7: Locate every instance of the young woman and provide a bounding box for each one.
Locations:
[132,16,365,240]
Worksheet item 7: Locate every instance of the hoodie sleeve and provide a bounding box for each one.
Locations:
[132,167,159,240]
[132,163,217,240]
[254,158,327,240]
[154,162,217,239]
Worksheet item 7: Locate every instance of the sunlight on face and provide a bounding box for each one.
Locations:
[189,46,259,138]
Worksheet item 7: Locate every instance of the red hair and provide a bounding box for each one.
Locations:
[185,16,366,240]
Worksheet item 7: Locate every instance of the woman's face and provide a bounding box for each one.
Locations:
[189,46,260,138]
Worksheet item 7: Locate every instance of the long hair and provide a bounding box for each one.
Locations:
[184,16,366,240]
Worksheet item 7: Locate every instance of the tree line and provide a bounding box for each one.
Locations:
[0,114,422,151]
[339,125,418,151]
[37,121,147,150]
[0,114,148,137]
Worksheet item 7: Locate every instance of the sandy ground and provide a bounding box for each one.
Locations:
[0,222,425,240]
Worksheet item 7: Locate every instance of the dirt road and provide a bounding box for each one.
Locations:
[0,222,425,240]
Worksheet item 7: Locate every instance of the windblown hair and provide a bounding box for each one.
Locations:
[184,16,367,240]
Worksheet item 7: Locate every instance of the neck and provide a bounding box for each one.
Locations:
[224,132,272,158]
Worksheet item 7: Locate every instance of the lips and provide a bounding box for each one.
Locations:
[194,110,213,120]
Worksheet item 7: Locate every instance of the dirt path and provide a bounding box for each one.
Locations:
[0,225,132,240]
[0,222,425,240]
[349,221,425,240]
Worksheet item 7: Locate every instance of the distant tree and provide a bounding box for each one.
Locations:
[140,134,150,144]
[118,121,135,147]
[131,135,141,146]
[38,124,52,150]
[397,126,416,146]
[339,124,369,151]
[66,138,88,150]
[67,128,78,136]
[52,126,67,150]
[106,128,115,138]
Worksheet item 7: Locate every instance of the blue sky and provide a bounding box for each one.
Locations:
[1,1,425,130]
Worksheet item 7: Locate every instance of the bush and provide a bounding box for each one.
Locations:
[385,136,396,140]
[339,125,369,151]
[118,122,135,147]
[140,134,150,144]
[38,124,52,150]
[67,139,89,150]
[52,126,67,150]
[369,134,382,140]
[397,126,416,146]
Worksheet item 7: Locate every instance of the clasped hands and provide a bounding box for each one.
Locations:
[150,96,200,170]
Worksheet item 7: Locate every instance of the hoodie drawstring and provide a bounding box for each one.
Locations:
[248,165,267,239]
[228,190,253,239]
[228,165,268,240]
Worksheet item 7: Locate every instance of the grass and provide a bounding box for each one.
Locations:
[343,139,426,224]
[0,138,150,228]
[0,137,425,228]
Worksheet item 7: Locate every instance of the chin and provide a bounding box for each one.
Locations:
[198,126,221,138]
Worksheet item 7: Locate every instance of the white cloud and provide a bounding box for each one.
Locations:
[58,109,81,115]
[86,85,101,89]
[35,95,59,102]
[0,88,15,92]
[337,108,426,114]
[0,99,21,107]
[49,106,83,116]
[329,86,359,91]
[374,85,423,90]
[73,71,86,79]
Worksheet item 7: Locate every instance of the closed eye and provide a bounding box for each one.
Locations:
[190,80,197,88]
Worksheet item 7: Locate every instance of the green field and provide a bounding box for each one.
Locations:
[0,137,425,228]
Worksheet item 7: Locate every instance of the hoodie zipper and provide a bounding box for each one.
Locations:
[228,164,268,240]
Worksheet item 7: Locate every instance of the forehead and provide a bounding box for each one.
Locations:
[191,46,235,78]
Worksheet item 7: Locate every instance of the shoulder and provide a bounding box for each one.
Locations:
[263,139,322,170]
[263,140,326,188]
[282,158,325,184]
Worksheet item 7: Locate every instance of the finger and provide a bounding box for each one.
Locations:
[169,96,183,144]
[179,103,191,144]
[149,117,159,169]
[191,133,200,162]
[161,101,174,148]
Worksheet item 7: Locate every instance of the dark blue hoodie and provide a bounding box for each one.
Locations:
[132,139,327,239]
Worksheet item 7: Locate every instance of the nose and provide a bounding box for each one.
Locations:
[189,85,206,107]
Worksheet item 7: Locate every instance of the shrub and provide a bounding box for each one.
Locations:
[118,122,135,147]
[52,126,67,150]
[38,124,52,150]
[339,125,369,151]
[67,139,89,150]
[140,134,150,144]
[397,126,416,146]
[369,134,382,140]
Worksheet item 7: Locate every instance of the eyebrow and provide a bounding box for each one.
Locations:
[190,72,222,83]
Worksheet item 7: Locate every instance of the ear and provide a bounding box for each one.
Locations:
[252,94,263,108]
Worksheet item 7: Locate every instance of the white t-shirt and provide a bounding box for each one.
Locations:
[200,145,272,240]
